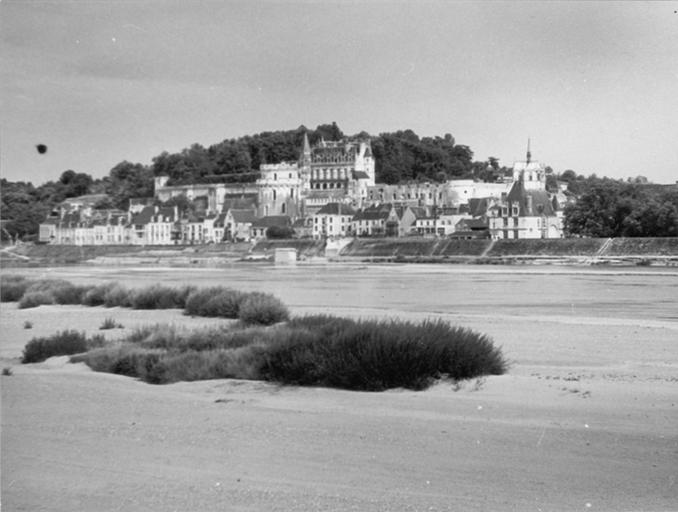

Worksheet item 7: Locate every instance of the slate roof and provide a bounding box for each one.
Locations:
[316,203,356,216]
[229,209,256,224]
[352,171,370,180]
[409,207,428,219]
[468,198,491,217]
[213,213,228,227]
[252,215,292,228]
[353,205,392,221]
[130,206,154,226]
[506,180,556,217]
[222,194,258,212]
[462,218,489,230]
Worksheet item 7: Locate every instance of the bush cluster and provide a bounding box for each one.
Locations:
[261,317,506,390]
[22,330,105,364]
[70,315,506,390]
[4,276,286,325]
[184,287,288,325]
[0,275,30,302]
[185,287,245,317]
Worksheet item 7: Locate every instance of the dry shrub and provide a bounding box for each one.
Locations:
[18,290,54,309]
[22,330,104,363]
[238,292,289,325]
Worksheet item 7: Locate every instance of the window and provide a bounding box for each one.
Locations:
[281,203,286,214]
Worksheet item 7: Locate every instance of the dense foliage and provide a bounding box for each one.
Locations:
[563,179,678,237]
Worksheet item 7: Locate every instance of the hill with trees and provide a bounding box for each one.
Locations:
[2,122,677,240]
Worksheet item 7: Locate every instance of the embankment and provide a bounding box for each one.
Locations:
[1,243,252,267]
[339,237,678,265]
[3,237,677,267]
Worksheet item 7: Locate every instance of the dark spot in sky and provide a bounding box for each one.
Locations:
[36,144,47,154]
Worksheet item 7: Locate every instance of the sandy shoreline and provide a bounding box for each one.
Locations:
[2,268,677,511]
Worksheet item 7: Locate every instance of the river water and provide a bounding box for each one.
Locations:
[27,263,678,327]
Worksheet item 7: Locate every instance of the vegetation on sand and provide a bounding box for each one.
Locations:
[3,277,285,325]
[69,315,506,391]
[22,330,105,364]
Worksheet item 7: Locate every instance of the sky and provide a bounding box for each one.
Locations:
[1,0,677,186]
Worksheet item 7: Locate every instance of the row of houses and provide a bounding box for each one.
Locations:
[39,203,307,246]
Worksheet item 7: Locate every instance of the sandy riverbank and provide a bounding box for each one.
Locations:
[2,294,677,511]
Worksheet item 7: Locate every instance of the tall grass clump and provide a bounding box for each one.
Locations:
[73,346,165,382]
[123,323,269,352]
[238,292,289,325]
[184,287,245,318]
[22,330,105,363]
[130,285,195,309]
[100,317,123,330]
[82,283,117,306]
[18,290,54,309]
[74,345,263,384]
[0,275,30,302]
[102,284,133,308]
[260,317,507,391]
[51,282,92,305]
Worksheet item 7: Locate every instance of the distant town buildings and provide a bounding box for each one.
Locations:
[39,137,566,245]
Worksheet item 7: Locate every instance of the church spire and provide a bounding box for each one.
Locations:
[302,131,311,157]
[299,131,311,167]
[526,138,532,165]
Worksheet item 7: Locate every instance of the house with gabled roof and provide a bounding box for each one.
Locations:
[452,218,490,239]
[351,203,414,237]
[224,209,257,242]
[487,177,563,239]
[312,202,356,240]
[352,204,391,237]
[129,205,180,245]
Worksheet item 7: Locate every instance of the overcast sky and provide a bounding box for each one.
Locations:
[2,0,677,185]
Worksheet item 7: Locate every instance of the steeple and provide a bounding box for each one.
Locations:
[299,131,312,168]
[526,138,532,165]
[302,131,311,157]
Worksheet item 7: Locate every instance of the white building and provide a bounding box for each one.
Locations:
[256,162,303,217]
